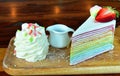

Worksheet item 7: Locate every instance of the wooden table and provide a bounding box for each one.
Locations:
[0,48,9,76]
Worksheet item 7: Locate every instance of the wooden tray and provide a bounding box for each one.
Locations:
[3,28,120,75]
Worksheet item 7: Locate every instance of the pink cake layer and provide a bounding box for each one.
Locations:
[72,25,114,43]
[72,31,113,48]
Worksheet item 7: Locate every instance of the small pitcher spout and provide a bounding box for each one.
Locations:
[65,26,74,33]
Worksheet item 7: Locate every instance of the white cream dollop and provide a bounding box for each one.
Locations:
[90,5,102,18]
[14,23,49,62]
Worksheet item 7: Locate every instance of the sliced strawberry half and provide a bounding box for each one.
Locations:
[95,7,119,22]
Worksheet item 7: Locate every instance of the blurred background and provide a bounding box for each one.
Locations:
[0,0,120,47]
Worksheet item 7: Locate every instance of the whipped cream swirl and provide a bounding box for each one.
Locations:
[14,23,49,62]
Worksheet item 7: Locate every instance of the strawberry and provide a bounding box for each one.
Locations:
[95,6,119,22]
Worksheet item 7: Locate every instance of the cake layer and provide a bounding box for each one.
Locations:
[71,33,113,54]
[70,44,113,65]
[72,30,113,47]
[72,25,114,43]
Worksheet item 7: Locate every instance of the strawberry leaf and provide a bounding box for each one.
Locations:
[114,10,119,18]
[104,6,119,18]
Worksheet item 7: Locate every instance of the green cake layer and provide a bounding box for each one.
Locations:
[71,35,113,57]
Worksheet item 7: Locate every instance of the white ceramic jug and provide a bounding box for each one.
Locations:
[46,24,74,48]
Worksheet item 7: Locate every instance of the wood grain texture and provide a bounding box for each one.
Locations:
[0,48,6,72]
[0,0,120,47]
[2,27,120,75]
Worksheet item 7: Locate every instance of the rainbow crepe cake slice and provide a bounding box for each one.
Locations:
[70,5,119,65]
